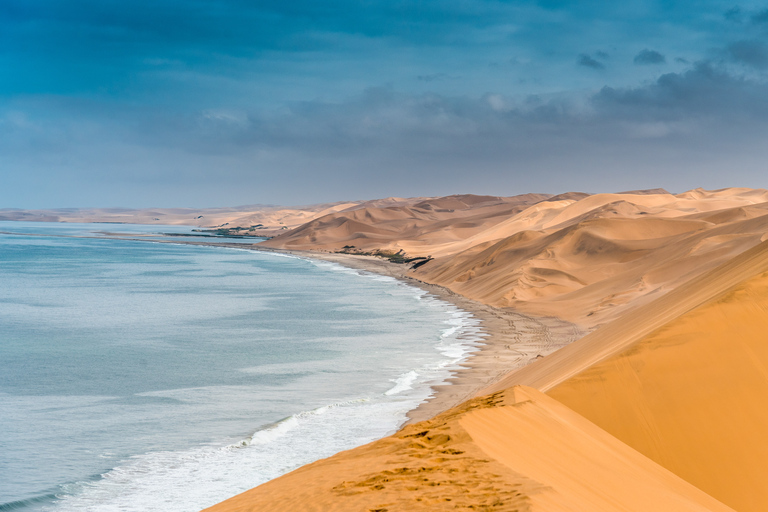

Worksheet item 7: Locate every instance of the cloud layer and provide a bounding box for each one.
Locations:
[2,1,768,206]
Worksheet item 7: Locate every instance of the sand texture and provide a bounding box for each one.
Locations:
[546,259,768,511]
[204,386,733,512]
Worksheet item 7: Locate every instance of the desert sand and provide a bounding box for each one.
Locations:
[204,386,735,512]
[204,187,768,512]
[0,197,444,237]
[263,187,768,329]
[10,188,768,510]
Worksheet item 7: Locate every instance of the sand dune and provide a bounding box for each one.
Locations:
[461,237,768,511]
[545,254,768,512]
[262,188,768,329]
[0,197,436,236]
[204,386,733,512]
[206,187,768,512]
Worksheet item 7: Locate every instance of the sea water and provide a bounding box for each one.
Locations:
[0,222,485,512]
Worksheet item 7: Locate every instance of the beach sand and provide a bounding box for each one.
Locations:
[274,250,585,422]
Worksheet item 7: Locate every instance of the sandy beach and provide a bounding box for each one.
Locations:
[255,249,586,422]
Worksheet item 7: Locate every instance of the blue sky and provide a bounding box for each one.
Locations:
[2,0,768,207]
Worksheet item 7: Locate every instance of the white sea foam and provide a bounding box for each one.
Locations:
[384,370,420,395]
[47,398,410,512]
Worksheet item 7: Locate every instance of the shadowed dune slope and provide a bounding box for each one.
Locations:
[545,258,768,512]
[480,238,768,395]
[261,193,551,255]
[203,386,733,512]
[413,195,768,327]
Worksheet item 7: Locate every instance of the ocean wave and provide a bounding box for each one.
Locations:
[40,247,487,512]
[46,398,408,512]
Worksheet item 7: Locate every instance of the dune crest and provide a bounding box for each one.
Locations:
[546,253,768,511]
[260,188,768,328]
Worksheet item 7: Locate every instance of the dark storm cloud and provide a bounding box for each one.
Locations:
[593,62,768,119]
[53,61,766,168]
[578,54,605,69]
[634,49,666,65]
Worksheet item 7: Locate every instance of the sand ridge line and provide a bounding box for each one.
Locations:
[481,237,768,395]
[204,385,735,512]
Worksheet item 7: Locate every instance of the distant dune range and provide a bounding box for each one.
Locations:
[9,188,768,510]
[262,188,768,329]
[208,188,768,512]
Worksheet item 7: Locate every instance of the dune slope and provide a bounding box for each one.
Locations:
[480,238,768,394]
[262,188,768,328]
[203,386,733,512]
[545,256,768,511]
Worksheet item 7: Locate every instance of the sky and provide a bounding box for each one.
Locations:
[2,0,768,207]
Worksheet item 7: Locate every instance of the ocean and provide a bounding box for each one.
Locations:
[0,222,484,512]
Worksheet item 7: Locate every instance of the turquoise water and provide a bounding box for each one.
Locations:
[0,222,484,512]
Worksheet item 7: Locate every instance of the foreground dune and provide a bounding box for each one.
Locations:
[204,386,733,512]
[545,250,768,512]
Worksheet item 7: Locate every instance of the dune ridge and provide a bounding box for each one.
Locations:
[263,188,768,328]
[204,386,734,512]
[546,254,768,511]
[480,237,768,394]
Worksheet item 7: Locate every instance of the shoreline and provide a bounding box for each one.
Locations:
[91,232,586,422]
[0,227,585,422]
[246,246,586,423]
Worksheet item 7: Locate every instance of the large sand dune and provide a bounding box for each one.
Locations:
[545,251,768,511]
[204,386,733,512]
[264,188,768,328]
